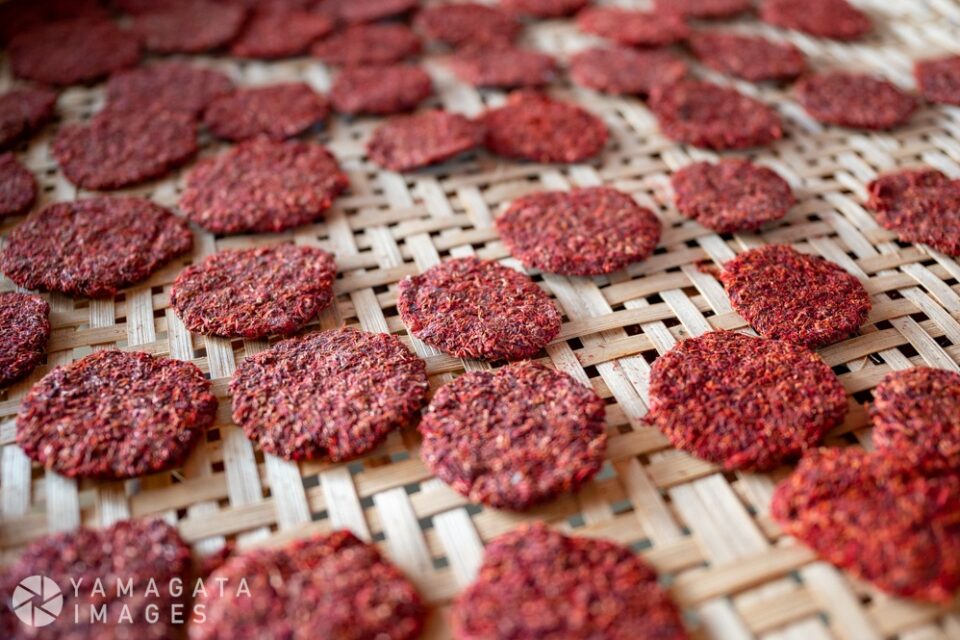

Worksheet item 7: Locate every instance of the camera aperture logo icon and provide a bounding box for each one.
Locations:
[11,575,62,627]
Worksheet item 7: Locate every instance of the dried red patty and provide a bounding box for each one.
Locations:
[501,0,587,18]
[204,83,329,141]
[248,0,318,9]
[420,361,605,510]
[866,168,960,256]
[576,7,689,48]
[796,73,917,130]
[0,519,191,640]
[649,80,783,150]
[414,3,521,48]
[330,64,433,115]
[0,0,109,43]
[367,109,484,172]
[771,448,960,603]
[916,56,960,105]
[179,139,348,234]
[720,244,871,348]
[649,330,847,470]
[1,197,192,298]
[115,0,199,14]
[654,0,751,19]
[0,153,37,219]
[105,61,234,117]
[761,0,871,40]
[192,530,425,640]
[17,350,216,479]
[9,18,140,85]
[171,244,336,339]
[448,46,556,89]
[398,257,562,361]
[0,86,57,149]
[497,187,661,275]
[130,0,246,53]
[689,31,806,82]
[671,159,794,232]
[569,46,688,97]
[312,24,422,67]
[231,8,334,58]
[53,109,197,190]
[0,292,49,387]
[232,328,428,461]
[870,367,960,465]
[316,0,419,23]
[453,523,688,639]
[481,92,608,163]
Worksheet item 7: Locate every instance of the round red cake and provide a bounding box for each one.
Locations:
[312,24,421,67]
[231,328,429,461]
[649,79,783,150]
[0,519,191,640]
[316,0,418,23]
[795,72,917,130]
[9,18,140,85]
[116,0,206,14]
[171,244,337,339]
[671,158,795,232]
[0,291,49,387]
[569,46,688,96]
[870,367,960,465]
[367,109,484,172]
[447,46,556,89]
[688,31,806,82]
[130,0,246,53]
[252,0,317,9]
[52,108,197,190]
[17,350,217,479]
[866,168,960,256]
[481,92,608,163]
[719,244,871,348]
[0,0,109,43]
[0,152,37,219]
[203,82,330,141]
[1,197,192,298]
[500,0,588,18]
[720,244,872,349]
[330,64,433,115]
[654,0,751,19]
[771,447,960,603]
[761,0,871,40]
[191,530,425,640]
[452,523,688,639]
[648,330,848,470]
[231,8,334,58]
[420,361,606,510]
[105,61,234,117]
[397,257,562,361]
[179,139,349,234]
[414,3,521,48]
[915,55,960,105]
[496,186,662,275]
[0,86,57,149]
[576,7,690,48]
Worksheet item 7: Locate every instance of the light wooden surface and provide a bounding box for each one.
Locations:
[2,1,960,638]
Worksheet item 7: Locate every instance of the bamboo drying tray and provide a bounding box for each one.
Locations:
[3,1,960,638]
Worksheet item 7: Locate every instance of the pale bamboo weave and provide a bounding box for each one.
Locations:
[2,1,960,638]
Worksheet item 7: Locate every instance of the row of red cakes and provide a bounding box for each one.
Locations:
[1,0,959,638]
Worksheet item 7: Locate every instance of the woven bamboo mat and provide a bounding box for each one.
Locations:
[3,0,960,638]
